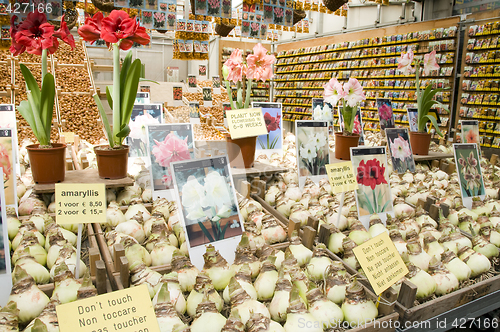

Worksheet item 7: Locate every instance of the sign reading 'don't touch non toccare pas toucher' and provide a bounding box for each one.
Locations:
[352,232,408,295]
[226,108,268,139]
[55,183,106,225]
[325,161,358,194]
[56,284,160,332]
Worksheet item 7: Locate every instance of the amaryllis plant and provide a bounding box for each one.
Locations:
[78,10,150,148]
[259,112,281,149]
[397,49,448,136]
[10,12,75,147]
[323,77,366,135]
[181,171,238,242]
[356,158,390,214]
[222,43,275,110]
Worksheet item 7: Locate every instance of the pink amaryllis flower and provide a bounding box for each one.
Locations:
[152,133,190,167]
[323,77,345,106]
[390,136,411,160]
[397,49,415,76]
[423,50,440,76]
[246,43,276,82]
[343,77,365,107]
[379,103,393,121]
[223,48,247,83]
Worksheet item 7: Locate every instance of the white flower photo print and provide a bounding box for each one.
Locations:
[295,121,330,188]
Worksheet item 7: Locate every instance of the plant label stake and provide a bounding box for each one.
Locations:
[55,183,107,278]
[0,168,13,306]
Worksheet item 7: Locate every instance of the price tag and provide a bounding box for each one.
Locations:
[226,108,268,139]
[56,284,160,332]
[325,161,358,194]
[62,132,75,143]
[55,183,106,225]
[353,232,408,295]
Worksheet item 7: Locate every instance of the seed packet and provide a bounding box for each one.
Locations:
[177,18,186,31]
[469,25,478,36]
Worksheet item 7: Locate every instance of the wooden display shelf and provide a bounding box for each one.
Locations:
[412,152,454,161]
[33,168,134,194]
[228,161,289,179]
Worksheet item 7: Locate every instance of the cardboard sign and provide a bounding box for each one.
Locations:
[55,184,106,225]
[62,132,75,143]
[56,284,160,332]
[226,108,268,139]
[353,232,408,295]
[325,161,358,194]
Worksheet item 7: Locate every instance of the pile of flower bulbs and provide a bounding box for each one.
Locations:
[4,267,99,331]
[255,133,298,169]
[237,194,288,247]
[130,237,381,332]
[263,157,500,303]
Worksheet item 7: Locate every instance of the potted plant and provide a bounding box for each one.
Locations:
[222,43,275,168]
[78,10,150,179]
[10,12,75,184]
[397,49,448,155]
[323,77,365,160]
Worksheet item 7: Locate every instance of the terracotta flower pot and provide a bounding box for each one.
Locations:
[335,133,359,160]
[94,145,129,179]
[409,131,431,155]
[27,143,67,184]
[226,136,257,168]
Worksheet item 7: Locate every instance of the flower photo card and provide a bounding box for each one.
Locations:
[376,98,395,131]
[273,6,284,25]
[0,128,16,207]
[407,107,418,132]
[385,128,416,174]
[153,11,166,29]
[189,102,201,124]
[145,0,157,11]
[135,92,150,104]
[176,18,186,31]
[166,13,176,30]
[114,0,128,7]
[461,120,480,145]
[207,0,221,16]
[0,105,18,165]
[203,86,212,107]
[195,0,207,15]
[241,20,251,37]
[453,143,485,209]
[252,102,282,156]
[172,85,183,106]
[171,156,243,269]
[188,74,197,93]
[147,123,195,200]
[199,64,207,76]
[141,10,154,28]
[221,0,231,18]
[351,146,393,228]
[0,176,13,303]
[295,121,330,188]
[201,41,209,53]
[127,104,163,160]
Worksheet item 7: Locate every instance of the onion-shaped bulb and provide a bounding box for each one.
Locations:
[341,279,378,327]
[458,246,491,278]
[307,286,344,329]
[288,232,312,267]
[171,252,199,293]
[229,277,270,325]
[283,285,322,332]
[0,301,19,332]
[203,245,235,291]
[254,257,279,301]
[186,273,223,317]
[129,262,163,298]
[191,300,227,332]
[427,257,459,296]
[152,272,186,315]
[154,283,188,332]
[223,264,257,303]
[305,244,333,282]
[441,249,471,282]
[51,262,82,304]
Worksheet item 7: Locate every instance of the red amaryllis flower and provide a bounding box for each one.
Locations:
[53,16,75,49]
[101,10,136,44]
[9,16,26,56]
[356,159,387,190]
[14,11,55,55]
[78,12,103,44]
[264,112,278,132]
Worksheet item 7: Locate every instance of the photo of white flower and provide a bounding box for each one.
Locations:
[296,121,329,177]
[171,157,243,248]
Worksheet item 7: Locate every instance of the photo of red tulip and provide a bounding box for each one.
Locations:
[173,86,182,100]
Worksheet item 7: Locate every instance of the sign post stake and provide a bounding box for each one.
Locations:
[75,223,83,278]
[336,191,345,228]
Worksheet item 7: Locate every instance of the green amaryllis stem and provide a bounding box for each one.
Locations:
[244,79,253,109]
[112,44,121,148]
[415,59,425,133]
[225,80,236,110]
[41,49,48,80]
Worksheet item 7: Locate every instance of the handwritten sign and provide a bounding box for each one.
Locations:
[55,183,106,225]
[352,232,408,295]
[325,161,358,194]
[56,284,160,332]
[226,108,268,139]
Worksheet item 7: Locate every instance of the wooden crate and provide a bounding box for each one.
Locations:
[395,274,500,324]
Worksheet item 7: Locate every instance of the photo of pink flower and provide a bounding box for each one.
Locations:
[386,129,415,174]
[377,98,395,130]
[207,0,220,15]
[0,134,15,205]
[148,124,194,191]
[273,6,283,24]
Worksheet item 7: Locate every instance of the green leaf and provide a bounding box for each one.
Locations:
[422,114,444,136]
[40,73,55,142]
[139,78,159,84]
[362,191,375,214]
[381,200,391,213]
[26,91,47,145]
[93,94,113,146]
[116,124,130,138]
[106,86,113,110]
[270,134,280,149]
[120,59,142,129]
[220,220,231,240]
[20,64,41,106]
[17,100,40,139]
[258,139,266,149]
[120,52,133,93]
[198,221,214,242]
